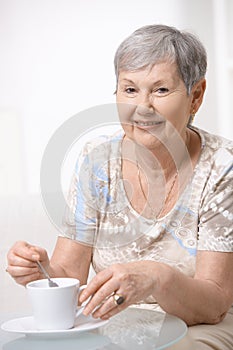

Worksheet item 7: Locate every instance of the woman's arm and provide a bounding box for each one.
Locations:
[49,237,92,285]
[152,250,233,325]
[7,237,92,286]
[79,251,233,326]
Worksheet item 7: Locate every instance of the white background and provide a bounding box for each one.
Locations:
[0,0,232,196]
[0,0,232,312]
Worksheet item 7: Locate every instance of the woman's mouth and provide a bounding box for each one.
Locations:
[134,120,164,127]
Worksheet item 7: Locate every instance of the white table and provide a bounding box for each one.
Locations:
[0,307,194,350]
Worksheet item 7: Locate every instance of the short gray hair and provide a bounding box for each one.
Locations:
[114,24,207,94]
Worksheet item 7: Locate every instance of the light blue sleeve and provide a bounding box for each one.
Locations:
[61,142,99,246]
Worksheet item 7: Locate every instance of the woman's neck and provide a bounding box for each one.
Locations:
[122,132,190,179]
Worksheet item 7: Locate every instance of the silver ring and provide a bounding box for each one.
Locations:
[113,293,125,306]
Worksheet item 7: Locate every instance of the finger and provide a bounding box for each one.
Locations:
[7,254,39,276]
[79,269,114,303]
[92,293,126,319]
[7,253,38,268]
[29,245,49,262]
[8,241,40,262]
[100,302,126,320]
[92,296,116,319]
[92,296,116,318]
[13,271,42,286]
[7,265,39,277]
[82,279,119,316]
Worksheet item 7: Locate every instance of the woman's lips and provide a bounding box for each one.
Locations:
[133,120,164,128]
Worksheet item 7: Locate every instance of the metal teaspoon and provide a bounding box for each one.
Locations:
[36,261,59,287]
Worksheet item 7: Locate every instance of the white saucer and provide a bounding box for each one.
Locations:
[1,314,108,339]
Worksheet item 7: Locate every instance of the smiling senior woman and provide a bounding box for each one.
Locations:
[7,25,233,349]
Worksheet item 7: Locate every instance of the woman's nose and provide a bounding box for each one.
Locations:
[136,94,154,115]
[136,101,155,117]
[136,105,154,117]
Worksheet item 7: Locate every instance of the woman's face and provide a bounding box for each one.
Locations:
[116,61,200,150]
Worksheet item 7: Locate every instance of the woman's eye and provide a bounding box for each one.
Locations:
[156,87,169,94]
[125,87,136,94]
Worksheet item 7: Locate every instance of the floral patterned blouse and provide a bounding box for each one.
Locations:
[61,126,233,296]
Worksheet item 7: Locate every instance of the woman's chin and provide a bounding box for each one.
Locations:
[131,124,166,149]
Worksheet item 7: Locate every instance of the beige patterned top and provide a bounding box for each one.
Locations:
[61,127,233,287]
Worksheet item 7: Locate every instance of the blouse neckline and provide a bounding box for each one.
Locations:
[117,126,206,223]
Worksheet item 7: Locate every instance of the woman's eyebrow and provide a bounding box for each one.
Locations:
[151,80,171,89]
[119,78,167,86]
[119,79,135,84]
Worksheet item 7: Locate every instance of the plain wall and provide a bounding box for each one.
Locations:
[0,0,232,312]
[1,0,232,197]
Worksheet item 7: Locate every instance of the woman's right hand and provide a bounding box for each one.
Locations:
[6,241,50,286]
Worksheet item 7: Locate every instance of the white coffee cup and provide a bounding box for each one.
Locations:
[26,278,87,330]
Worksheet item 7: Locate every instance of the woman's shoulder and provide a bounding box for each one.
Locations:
[81,128,123,153]
[75,128,124,172]
[190,127,233,200]
[193,126,233,169]
[193,126,232,150]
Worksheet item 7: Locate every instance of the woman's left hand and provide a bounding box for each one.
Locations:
[79,261,157,320]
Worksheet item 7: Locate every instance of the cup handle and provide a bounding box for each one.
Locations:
[76,284,90,317]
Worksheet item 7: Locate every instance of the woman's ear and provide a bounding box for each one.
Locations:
[190,78,206,114]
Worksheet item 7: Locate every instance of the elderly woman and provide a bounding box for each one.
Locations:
[7,25,233,349]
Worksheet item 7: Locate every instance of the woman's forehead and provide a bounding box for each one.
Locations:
[118,61,180,83]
